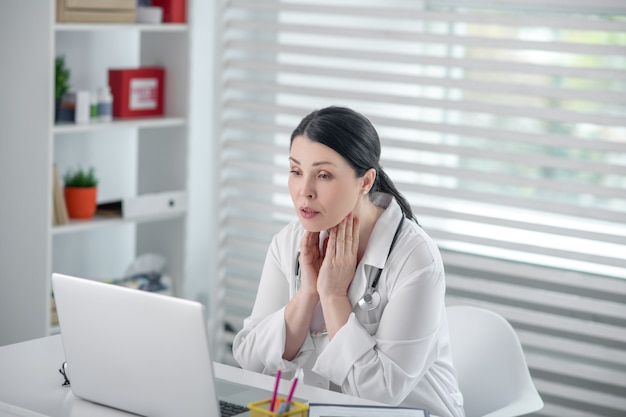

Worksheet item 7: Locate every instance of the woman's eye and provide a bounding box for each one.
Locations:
[318,172,331,180]
[289,169,301,176]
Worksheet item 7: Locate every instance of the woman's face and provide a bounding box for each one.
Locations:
[288,135,367,232]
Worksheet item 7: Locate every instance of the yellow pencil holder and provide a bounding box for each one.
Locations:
[247,399,308,417]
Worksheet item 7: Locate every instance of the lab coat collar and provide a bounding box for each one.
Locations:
[361,193,402,270]
[347,194,403,309]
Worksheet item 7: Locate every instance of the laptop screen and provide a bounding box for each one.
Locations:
[52,273,223,417]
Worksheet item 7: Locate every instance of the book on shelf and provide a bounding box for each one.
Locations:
[56,0,136,24]
[52,164,69,226]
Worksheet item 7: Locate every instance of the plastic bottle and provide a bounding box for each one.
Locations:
[97,86,113,122]
[90,91,98,122]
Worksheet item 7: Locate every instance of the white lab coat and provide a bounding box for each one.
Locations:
[233,195,465,417]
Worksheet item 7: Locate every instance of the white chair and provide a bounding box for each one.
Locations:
[447,305,543,417]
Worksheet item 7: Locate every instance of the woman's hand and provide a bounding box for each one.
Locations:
[317,213,360,298]
[298,230,324,299]
[288,213,359,345]
[315,213,360,339]
[283,230,325,360]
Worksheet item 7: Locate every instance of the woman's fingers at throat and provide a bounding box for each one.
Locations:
[316,215,361,296]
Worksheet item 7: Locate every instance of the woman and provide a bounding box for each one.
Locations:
[233,106,464,417]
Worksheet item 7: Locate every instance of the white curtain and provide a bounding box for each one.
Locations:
[215,1,626,416]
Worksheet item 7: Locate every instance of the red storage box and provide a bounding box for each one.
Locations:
[108,67,165,118]
[151,0,186,23]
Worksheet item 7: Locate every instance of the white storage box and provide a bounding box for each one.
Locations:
[136,6,163,24]
[97,191,186,219]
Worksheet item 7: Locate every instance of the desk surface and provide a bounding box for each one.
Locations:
[0,335,376,417]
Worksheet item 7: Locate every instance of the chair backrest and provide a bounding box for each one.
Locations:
[447,305,543,417]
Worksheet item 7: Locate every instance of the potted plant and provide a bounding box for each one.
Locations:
[55,56,71,122]
[63,166,98,219]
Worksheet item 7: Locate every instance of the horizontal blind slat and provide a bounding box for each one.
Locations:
[433,229,626,268]
[225,39,626,81]
[517,330,626,365]
[227,20,626,56]
[533,379,626,411]
[416,206,626,244]
[226,80,626,126]
[445,298,626,345]
[447,274,626,322]
[528,354,626,392]
[435,0,626,13]
[230,0,626,31]
[385,159,626,198]
[400,182,626,224]
[226,59,626,105]
[442,250,626,295]
[382,139,626,175]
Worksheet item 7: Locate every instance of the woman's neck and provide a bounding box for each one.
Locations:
[355,198,385,262]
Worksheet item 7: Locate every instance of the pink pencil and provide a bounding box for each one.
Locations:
[284,377,298,412]
[269,369,281,412]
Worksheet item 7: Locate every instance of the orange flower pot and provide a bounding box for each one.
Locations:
[64,187,97,219]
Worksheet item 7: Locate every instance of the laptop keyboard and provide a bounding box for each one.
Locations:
[219,400,249,417]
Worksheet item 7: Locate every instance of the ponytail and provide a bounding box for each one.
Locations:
[375,168,416,222]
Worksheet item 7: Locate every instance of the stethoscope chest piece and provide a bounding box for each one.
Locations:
[357,289,381,311]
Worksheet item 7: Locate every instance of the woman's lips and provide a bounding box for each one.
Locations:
[300,207,319,219]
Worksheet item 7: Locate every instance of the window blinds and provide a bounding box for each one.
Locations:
[216,1,626,416]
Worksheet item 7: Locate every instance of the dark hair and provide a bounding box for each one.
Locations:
[290,106,415,220]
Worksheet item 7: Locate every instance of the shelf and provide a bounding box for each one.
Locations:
[52,210,186,235]
[55,23,188,32]
[0,3,193,344]
[53,117,186,134]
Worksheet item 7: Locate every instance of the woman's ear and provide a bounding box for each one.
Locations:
[361,168,377,194]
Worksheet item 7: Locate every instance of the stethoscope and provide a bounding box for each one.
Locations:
[295,216,405,311]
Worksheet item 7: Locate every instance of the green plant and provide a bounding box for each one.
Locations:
[55,56,71,101]
[64,166,98,187]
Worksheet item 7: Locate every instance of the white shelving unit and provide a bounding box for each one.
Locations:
[0,2,195,344]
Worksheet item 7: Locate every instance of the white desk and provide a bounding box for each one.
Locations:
[0,335,377,416]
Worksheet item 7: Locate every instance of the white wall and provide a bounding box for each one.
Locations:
[0,1,54,345]
[184,0,218,315]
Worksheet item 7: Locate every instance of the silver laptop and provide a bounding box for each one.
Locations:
[51,273,269,417]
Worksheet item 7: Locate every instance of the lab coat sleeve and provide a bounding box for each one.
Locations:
[233,307,315,376]
[312,244,445,405]
[232,229,314,376]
